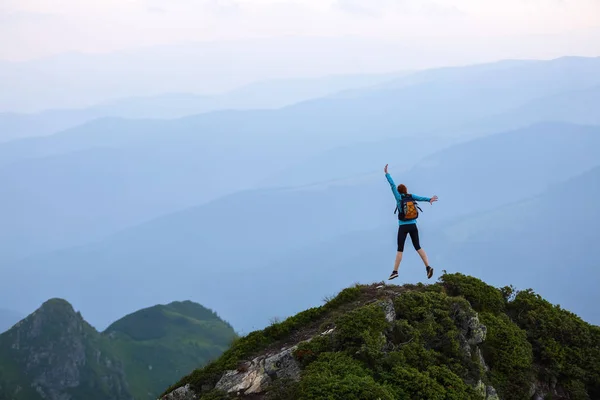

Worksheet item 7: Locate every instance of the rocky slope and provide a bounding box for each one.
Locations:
[0,299,236,400]
[161,273,600,400]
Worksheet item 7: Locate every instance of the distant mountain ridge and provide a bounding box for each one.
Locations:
[0,71,406,143]
[448,84,600,138]
[1,57,600,265]
[3,121,600,334]
[0,298,236,400]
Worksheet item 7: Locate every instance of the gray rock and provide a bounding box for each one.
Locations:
[452,301,487,345]
[451,301,487,360]
[486,385,500,400]
[215,356,271,395]
[461,340,472,358]
[264,346,301,381]
[214,340,306,395]
[467,315,487,345]
[379,299,396,323]
[318,328,335,337]
[161,384,198,400]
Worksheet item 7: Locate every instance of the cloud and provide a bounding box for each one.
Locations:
[147,6,167,14]
[1,0,598,61]
[203,0,241,16]
[421,2,464,16]
[144,0,241,16]
[0,10,62,24]
[334,0,465,17]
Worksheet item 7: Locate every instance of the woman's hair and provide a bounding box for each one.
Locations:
[398,184,408,194]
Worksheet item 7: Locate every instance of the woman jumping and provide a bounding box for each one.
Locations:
[384,164,438,280]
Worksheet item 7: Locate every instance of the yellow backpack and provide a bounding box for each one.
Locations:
[394,194,422,221]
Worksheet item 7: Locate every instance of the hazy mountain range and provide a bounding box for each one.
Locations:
[7,34,590,113]
[0,71,406,143]
[1,55,599,336]
[1,57,599,263]
[3,121,599,333]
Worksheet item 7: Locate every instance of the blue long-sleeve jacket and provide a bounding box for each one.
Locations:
[386,173,431,225]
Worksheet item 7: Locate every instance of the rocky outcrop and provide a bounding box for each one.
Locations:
[215,357,272,395]
[161,384,199,400]
[452,301,498,399]
[466,314,487,345]
[379,298,396,323]
[486,385,500,400]
[215,337,316,395]
[167,326,336,398]
[264,346,302,382]
[452,300,487,359]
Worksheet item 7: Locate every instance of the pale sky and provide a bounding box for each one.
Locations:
[1,0,599,61]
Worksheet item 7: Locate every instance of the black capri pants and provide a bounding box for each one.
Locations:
[397,223,421,252]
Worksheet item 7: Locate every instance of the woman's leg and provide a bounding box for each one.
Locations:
[417,248,430,268]
[393,251,403,272]
[390,226,408,278]
[408,225,430,267]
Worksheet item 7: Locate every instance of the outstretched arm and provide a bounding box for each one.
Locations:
[384,164,402,202]
[412,194,439,204]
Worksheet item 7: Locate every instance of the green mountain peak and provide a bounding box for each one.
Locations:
[0,298,132,400]
[102,300,237,398]
[39,297,73,308]
[105,300,232,342]
[0,299,236,400]
[161,273,600,400]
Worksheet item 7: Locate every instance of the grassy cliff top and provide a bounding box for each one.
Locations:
[162,272,600,400]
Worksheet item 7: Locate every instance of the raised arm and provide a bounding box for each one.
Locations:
[384,164,402,202]
[385,164,438,204]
